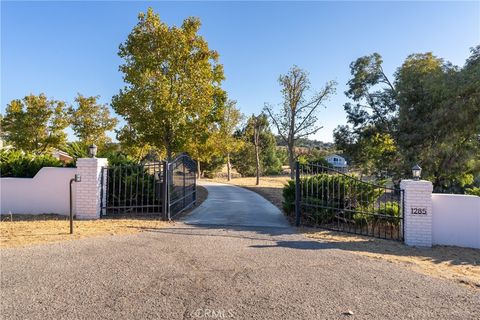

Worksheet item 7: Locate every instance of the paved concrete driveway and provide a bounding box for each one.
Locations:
[1,183,479,319]
[183,181,290,228]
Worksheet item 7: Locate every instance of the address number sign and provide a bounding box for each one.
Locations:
[411,207,427,215]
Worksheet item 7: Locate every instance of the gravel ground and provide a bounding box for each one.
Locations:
[1,224,479,320]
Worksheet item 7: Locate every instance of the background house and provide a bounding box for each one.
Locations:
[325,154,348,172]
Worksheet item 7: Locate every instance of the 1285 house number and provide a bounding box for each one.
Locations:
[411,207,427,215]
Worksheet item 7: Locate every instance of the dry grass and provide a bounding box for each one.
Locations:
[0,186,208,249]
[304,229,480,290]
[206,175,290,209]
[0,217,171,248]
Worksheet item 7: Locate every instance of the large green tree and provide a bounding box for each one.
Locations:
[111,8,226,160]
[396,49,480,192]
[265,66,336,179]
[333,53,401,174]
[68,94,118,147]
[343,53,398,135]
[1,94,69,152]
[335,47,480,192]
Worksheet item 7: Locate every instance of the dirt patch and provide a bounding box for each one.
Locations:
[0,186,208,249]
[304,228,480,290]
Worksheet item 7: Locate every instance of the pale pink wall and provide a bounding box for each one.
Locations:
[0,167,77,215]
[432,194,480,249]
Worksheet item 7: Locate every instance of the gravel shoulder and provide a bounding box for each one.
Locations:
[205,176,480,290]
[1,224,479,320]
[2,182,478,319]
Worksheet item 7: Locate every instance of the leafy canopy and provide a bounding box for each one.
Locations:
[1,94,69,153]
[68,94,118,147]
[112,8,226,159]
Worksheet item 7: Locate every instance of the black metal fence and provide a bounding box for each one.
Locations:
[100,153,196,219]
[295,162,404,241]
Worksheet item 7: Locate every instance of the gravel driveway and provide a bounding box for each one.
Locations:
[1,183,478,319]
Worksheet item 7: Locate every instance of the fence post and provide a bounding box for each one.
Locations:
[183,161,186,208]
[75,157,108,220]
[162,161,169,220]
[295,161,301,227]
[193,160,197,204]
[400,179,433,247]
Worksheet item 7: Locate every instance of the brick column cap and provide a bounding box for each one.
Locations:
[400,179,433,190]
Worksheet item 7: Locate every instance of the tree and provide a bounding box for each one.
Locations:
[1,94,68,152]
[337,48,480,192]
[186,128,221,178]
[343,53,398,135]
[68,94,118,147]
[396,49,480,192]
[231,114,282,181]
[264,65,336,179]
[217,100,243,181]
[333,53,401,173]
[111,8,226,160]
[252,114,266,185]
[116,125,154,161]
[356,132,398,178]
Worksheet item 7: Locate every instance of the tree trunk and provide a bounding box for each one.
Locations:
[255,143,260,185]
[288,142,295,180]
[197,160,201,179]
[166,144,172,162]
[227,153,231,181]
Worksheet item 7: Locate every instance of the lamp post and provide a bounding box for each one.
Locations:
[70,174,81,234]
[412,164,422,181]
[88,144,97,158]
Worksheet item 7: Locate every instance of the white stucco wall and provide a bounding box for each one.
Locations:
[0,167,77,215]
[432,194,480,249]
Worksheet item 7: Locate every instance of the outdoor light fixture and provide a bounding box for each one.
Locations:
[88,144,97,158]
[69,174,81,234]
[412,164,422,181]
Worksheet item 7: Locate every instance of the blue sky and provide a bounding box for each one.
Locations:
[1,1,479,142]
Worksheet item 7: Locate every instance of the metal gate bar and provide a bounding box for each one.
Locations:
[100,153,197,219]
[295,161,404,241]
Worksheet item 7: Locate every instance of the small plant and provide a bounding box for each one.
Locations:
[282,180,296,214]
[353,201,400,226]
[465,187,480,197]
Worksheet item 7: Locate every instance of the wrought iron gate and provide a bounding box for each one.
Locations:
[100,153,196,219]
[167,153,197,219]
[295,162,404,241]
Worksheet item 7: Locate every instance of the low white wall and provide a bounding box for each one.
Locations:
[432,194,480,249]
[0,167,77,215]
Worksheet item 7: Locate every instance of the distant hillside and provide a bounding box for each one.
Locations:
[275,136,334,150]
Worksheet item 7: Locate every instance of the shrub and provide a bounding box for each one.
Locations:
[353,201,400,225]
[202,156,225,178]
[282,172,394,226]
[0,149,65,178]
[105,152,138,166]
[282,180,296,213]
[232,141,283,177]
[465,187,480,197]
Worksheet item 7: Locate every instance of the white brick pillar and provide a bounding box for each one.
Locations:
[400,179,433,247]
[75,158,108,220]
